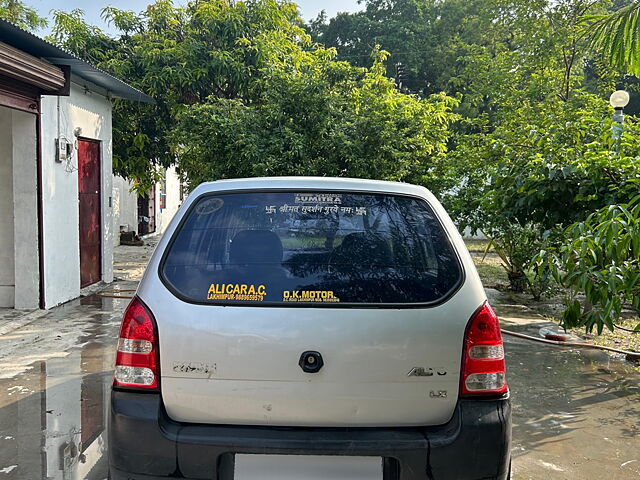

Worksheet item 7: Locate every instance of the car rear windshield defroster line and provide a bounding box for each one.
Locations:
[159,190,463,307]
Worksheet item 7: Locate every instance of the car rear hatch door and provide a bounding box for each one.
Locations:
[154,302,471,427]
[146,188,479,426]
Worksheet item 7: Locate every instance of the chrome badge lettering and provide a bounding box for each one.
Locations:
[407,367,447,377]
[430,390,448,399]
[172,362,216,376]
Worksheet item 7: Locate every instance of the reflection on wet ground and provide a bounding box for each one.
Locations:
[507,337,640,479]
[0,291,129,479]
[0,282,638,479]
[496,299,640,480]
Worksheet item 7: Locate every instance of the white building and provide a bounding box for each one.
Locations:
[113,165,184,243]
[0,20,153,309]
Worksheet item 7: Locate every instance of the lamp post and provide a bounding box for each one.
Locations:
[610,90,630,143]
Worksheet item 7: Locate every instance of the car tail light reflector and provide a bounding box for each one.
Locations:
[113,297,159,390]
[460,302,508,397]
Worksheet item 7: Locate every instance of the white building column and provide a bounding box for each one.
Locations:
[12,109,40,309]
[0,106,15,307]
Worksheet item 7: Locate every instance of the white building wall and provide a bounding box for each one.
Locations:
[0,107,39,309]
[41,79,113,308]
[155,165,182,235]
[112,176,139,245]
[0,107,15,307]
[116,166,183,241]
[12,109,39,309]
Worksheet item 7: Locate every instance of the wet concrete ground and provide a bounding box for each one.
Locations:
[0,238,638,479]
[506,334,639,478]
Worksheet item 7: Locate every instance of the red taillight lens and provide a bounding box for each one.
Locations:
[113,297,159,390]
[460,302,508,397]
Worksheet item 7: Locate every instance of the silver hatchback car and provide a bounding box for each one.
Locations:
[109,177,511,480]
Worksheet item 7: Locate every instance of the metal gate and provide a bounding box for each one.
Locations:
[77,139,102,288]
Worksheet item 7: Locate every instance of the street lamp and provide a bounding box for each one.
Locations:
[610,90,630,142]
[610,90,630,122]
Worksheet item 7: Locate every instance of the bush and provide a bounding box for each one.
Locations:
[538,195,640,333]
[482,222,546,294]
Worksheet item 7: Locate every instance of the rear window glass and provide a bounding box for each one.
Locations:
[161,191,462,305]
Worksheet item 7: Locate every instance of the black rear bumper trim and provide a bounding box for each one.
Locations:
[109,391,511,480]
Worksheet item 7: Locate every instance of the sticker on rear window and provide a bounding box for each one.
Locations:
[196,197,224,215]
[295,193,342,204]
[282,290,340,303]
[207,283,266,301]
[264,204,367,216]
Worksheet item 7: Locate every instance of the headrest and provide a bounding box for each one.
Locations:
[229,230,283,265]
[332,232,393,266]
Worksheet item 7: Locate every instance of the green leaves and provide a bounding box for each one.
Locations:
[583,3,640,76]
[44,0,318,191]
[543,195,640,333]
[172,49,458,186]
[0,0,47,30]
[470,92,640,231]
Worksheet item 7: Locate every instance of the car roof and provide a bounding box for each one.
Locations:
[191,177,432,198]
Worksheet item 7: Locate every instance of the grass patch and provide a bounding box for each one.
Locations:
[464,239,492,253]
[589,318,640,353]
[474,261,509,286]
[465,239,509,286]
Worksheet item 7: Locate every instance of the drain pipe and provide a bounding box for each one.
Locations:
[501,329,640,360]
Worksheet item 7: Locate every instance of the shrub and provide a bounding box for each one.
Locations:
[538,195,640,333]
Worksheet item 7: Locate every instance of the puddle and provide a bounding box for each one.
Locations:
[506,335,640,479]
[0,293,127,479]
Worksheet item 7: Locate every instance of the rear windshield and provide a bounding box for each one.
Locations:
[160,191,462,305]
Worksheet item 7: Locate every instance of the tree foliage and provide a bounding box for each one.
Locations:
[48,1,312,189]
[538,196,640,333]
[478,93,640,230]
[0,0,46,29]
[584,2,640,76]
[47,1,457,191]
[174,50,457,186]
[310,1,614,106]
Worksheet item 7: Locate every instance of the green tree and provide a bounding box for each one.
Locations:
[481,93,639,230]
[48,1,457,190]
[310,1,613,107]
[0,0,46,29]
[174,50,458,186]
[539,195,640,333]
[49,0,312,190]
[447,91,640,293]
[584,2,640,76]
[309,0,493,98]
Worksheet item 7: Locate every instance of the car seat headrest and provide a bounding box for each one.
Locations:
[332,232,393,267]
[230,230,283,265]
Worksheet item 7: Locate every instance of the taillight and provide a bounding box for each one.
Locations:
[460,302,508,397]
[113,297,159,390]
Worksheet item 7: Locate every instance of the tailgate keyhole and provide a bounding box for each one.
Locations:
[299,351,324,373]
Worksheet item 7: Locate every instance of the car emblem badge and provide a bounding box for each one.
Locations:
[407,367,447,377]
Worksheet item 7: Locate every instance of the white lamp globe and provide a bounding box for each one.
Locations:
[610,90,630,109]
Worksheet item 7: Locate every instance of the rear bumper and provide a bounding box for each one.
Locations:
[109,390,511,480]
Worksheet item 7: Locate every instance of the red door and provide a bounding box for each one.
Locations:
[78,139,102,288]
